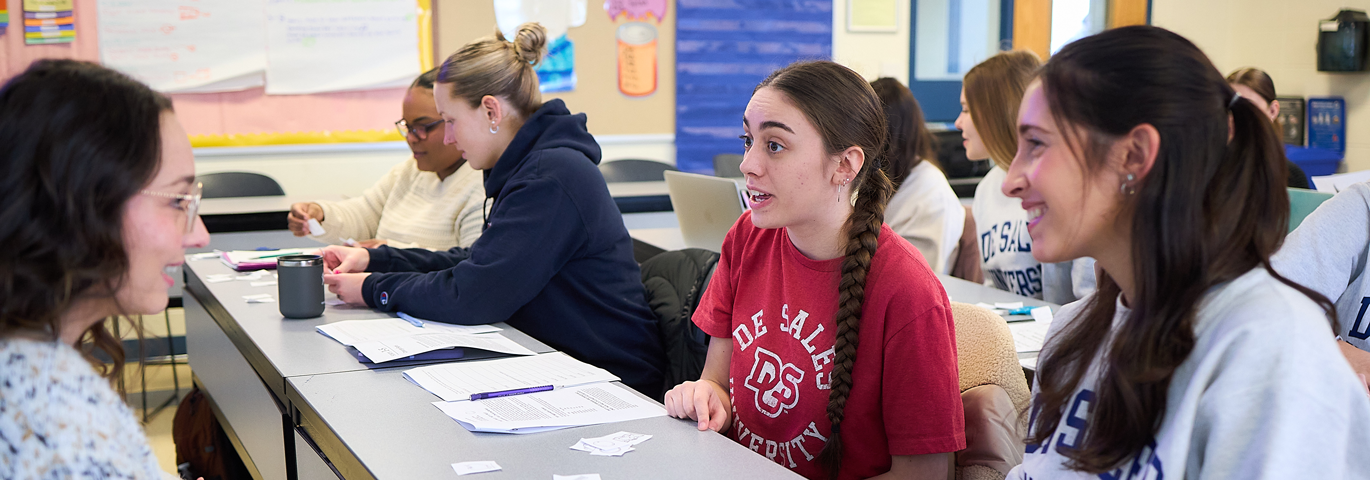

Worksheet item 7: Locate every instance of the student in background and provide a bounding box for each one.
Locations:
[320,23,666,396]
[287,68,485,250]
[664,61,964,480]
[0,60,210,478]
[870,77,964,275]
[1272,182,1370,390]
[1225,67,1311,189]
[1007,26,1370,479]
[961,51,1094,303]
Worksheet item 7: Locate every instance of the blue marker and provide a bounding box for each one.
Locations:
[398,312,425,328]
[470,385,555,401]
[1008,306,1035,315]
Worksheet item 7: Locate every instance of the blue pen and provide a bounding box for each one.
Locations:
[470,385,555,401]
[398,312,424,328]
[1007,306,1035,315]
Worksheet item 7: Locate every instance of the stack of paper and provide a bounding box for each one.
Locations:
[403,352,619,402]
[23,0,73,45]
[352,332,535,364]
[317,318,501,346]
[220,248,320,271]
[432,383,666,434]
[569,432,652,456]
[1006,307,1055,353]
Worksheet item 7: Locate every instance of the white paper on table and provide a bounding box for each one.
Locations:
[1311,169,1370,193]
[994,301,1024,310]
[569,431,651,456]
[1029,306,1053,324]
[1019,357,1038,370]
[222,248,319,266]
[97,0,267,93]
[324,298,347,306]
[553,475,602,480]
[1007,321,1052,353]
[403,352,619,402]
[451,461,502,475]
[316,318,501,346]
[432,383,666,433]
[264,0,420,94]
[353,332,535,363]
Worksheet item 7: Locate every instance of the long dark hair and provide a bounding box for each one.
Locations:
[0,59,173,378]
[755,60,891,478]
[1026,26,1334,472]
[870,77,938,189]
[1226,66,1282,132]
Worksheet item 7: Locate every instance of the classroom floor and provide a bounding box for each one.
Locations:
[124,307,192,476]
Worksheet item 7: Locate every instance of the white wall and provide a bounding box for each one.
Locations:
[194,134,677,198]
[1153,0,1370,172]
[832,0,912,83]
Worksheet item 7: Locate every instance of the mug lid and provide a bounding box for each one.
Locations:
[277,254,323,267]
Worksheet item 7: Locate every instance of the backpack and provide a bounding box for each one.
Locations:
[640,248,720,396]
[172,386,251,480]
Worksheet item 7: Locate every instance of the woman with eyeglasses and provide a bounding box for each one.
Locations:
[0,59,210,478]
[287,68,486,250]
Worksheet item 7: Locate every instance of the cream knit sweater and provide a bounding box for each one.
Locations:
[314,158,485,250]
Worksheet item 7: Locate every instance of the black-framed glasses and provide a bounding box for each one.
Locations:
[141,181,202,235]
[395,118,444,141]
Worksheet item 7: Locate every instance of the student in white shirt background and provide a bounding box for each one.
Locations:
[1005,26,1370,479]
[960,51,1095,303]
[287,68,486,250]
[870,77,964,274]
[1272,181,1370,391]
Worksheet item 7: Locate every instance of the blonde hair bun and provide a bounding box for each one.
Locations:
[512,22,548,67]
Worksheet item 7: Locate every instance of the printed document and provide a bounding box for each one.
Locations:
[403,352,619,402]
[432,383,666,434]
[317,318,501,346]
[352,332,535,363]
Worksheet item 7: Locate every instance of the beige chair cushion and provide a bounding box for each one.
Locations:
[949,302,1032,480]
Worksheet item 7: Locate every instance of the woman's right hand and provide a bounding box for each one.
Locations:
[664,379,730,432]
[320,245,371,273]
[287,202,324,237]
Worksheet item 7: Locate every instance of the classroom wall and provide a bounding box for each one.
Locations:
[831,0,912,84]
[1153,0,1370,172]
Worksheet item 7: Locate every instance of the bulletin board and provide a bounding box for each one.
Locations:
[434,0,675,136]
[0,0,436,147]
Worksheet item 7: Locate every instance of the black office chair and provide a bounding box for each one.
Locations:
[712,153,743,178]
[197,171,286,198]
[598,159,678,183]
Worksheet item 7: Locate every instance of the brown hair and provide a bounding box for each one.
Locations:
[870,77,939,190]
[0,59,173,380]
[964,50,1042,170]
[1226,67,1281,132]
[1026,26,1333,472]
[437,23,549,118]
[755,60,891,479]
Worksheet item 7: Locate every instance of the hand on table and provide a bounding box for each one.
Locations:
[321,245,370,273]
[287,202,324,237]
[664,380,730,432]
[323,272,371,306]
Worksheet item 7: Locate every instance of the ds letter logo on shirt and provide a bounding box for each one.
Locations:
[745,348,803,417]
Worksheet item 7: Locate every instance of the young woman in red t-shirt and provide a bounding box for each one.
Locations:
[664,60,965,479]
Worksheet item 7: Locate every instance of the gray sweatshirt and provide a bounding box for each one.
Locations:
[1272,181,1370,351]
[1009,267,1370,479]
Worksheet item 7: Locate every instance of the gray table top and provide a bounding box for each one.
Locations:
[183,257,555,402]
[287,368,802,480]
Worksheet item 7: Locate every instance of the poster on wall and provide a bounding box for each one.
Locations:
[264,0,420,95]
[494,0,586,92]
[604,0,666,22]
[24,0,75,45]
[97,0,268,93]
[616,22,655,97]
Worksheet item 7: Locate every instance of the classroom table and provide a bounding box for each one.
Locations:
[606,180,672,213]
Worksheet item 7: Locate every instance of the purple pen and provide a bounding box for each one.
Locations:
[469,384,555,401]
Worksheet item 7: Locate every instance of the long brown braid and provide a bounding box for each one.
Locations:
[755,60,891,478]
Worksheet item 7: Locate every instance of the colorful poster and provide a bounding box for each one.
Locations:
[263,0,420,95]
[604,0,666,23]
[23,0,74,44]
[97,0,268,93]
[616,22,655,97]
[537,34,575,92]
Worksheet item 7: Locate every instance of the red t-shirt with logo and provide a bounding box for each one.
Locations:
[694,211,965,480]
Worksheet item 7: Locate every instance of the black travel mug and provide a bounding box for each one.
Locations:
[277,254,325,319]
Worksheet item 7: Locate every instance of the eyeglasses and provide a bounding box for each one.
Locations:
[141,181,203,235]
[395,118,445,141]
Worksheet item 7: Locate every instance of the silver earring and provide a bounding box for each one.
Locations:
[1120,173,1136,195]
[489,123,500,134]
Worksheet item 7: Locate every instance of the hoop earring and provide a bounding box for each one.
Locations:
[489,123,500,134]
[1120,173,1136,196]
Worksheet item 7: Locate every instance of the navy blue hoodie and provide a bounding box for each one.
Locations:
[359,100,665,395]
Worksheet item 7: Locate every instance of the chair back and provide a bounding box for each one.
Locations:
[712,154,743,178]
[1288,187,1334,233]
[197,172,285,198]
[949,302,1031,480]
[599,159,678,183]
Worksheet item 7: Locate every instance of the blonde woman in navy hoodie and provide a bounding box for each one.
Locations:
[322,23,666,396]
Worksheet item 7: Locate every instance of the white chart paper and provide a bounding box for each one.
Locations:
[97,0,267,92]
[264,0,420,94]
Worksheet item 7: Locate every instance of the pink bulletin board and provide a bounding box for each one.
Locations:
[0,0,421,147]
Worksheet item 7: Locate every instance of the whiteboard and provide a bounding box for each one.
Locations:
[264,0,421,95]
[96,0,267,93]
